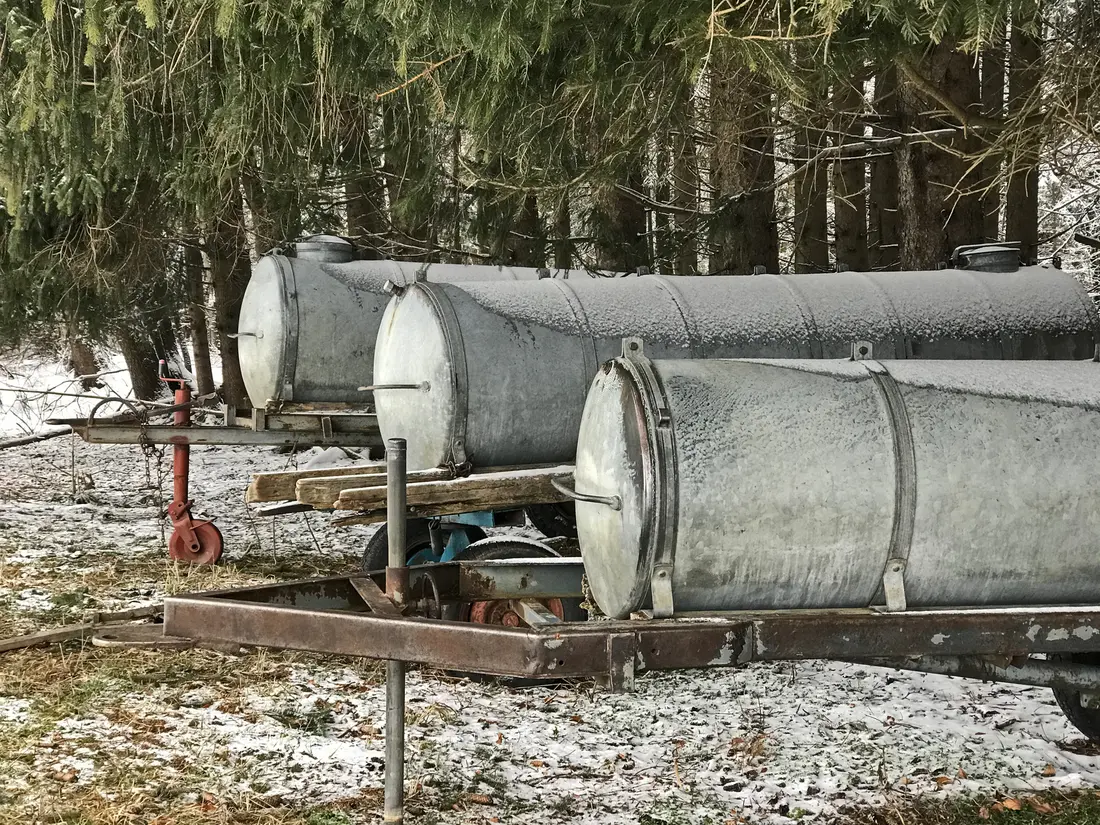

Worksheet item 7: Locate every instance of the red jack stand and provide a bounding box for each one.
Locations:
[161,362,223,564]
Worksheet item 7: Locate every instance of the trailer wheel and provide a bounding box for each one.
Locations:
[451,537,585,685]
[456,536,586,624]
[525,503,578,539]
[360,520,487,572]
[1051,652,1100,743]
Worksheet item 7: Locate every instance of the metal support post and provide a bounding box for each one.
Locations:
[384,438,408,824]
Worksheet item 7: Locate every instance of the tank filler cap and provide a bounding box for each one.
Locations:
[951,242,1021,273]
[294,234,355,263]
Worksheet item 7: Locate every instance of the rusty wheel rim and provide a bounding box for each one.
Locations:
[168,521,223,565]
[465,598,565,627]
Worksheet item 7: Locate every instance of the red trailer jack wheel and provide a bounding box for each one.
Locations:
[167,501,224,565]
[160,361,224,565]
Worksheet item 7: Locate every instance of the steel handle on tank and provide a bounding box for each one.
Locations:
[551,476,622,511]
[358,382,431,392]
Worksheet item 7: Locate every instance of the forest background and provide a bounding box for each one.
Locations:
[0,0,1097,403]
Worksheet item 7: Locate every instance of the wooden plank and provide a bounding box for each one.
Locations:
[296,467,453,509]
[247,462,386,503]
[0,605,163,653]
[348,577,400,617]
[513,599,562,626]
[335,464,574,512]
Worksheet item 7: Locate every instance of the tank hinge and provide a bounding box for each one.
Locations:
[622,337,645,358]
[850,341,874,361]
[882,558,908,612]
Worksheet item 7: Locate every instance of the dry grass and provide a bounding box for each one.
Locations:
[846,790,1100,824]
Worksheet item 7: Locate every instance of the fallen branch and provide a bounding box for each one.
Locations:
[0,428,72,451]
[0,604,162,653]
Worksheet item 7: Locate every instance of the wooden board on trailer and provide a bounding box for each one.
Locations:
[247,462,386,503]
[296,467,453,509]
[333,464,574,518]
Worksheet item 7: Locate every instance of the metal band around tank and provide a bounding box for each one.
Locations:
[651,276,703,358]
[853,344,917,612]
[418,283,470,469]
[548,280,599,404]
[772,275,824,359]
[620,338,680,618]
[278,257,300,402]
[848,271,908,358]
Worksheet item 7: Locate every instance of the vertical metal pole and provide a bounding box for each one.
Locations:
[384,438,407,824]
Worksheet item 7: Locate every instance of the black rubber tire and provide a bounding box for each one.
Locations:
[360,520,487,572]
[525,503,578,539]
[1052,652,1100,743]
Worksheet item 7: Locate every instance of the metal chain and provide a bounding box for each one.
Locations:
[136,408,168,548]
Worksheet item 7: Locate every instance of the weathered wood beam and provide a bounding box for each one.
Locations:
[335,464,574,513]
[296,467,453,509]
[247,462,386,503]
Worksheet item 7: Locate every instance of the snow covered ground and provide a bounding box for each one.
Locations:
[0,355,1098,823]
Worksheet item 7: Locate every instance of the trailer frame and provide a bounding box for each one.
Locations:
[162,438,1100,823]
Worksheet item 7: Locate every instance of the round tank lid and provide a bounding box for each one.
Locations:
[573,353,660,618]
[295,234,355,263]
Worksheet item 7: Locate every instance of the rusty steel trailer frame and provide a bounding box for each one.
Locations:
[163,569,1100,688]
[163,438,1100,823]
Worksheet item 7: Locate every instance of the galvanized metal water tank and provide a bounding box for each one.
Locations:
[574,350,1100,619]
[236,241,611,406]
[372,268,1099,470]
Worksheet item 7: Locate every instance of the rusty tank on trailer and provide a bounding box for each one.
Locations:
[235,235,623,406]
[571,349,1100,618]
[372,266,1099,471]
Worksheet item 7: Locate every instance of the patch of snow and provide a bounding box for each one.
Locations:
[13,588,54,614]
[0,697,31,725]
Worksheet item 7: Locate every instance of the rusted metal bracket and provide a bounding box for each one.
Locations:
[349,577,400,618]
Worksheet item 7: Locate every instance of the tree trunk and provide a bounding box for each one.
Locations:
[1006,22,1042,263]
[116,326,161,401]
[869,68,901,270]
[708,50,778,275]
[936,50,985,255]
[832,74,870,271]
[980,36,1006,241]
[672,86,700,275]
[346,175,386,260]
[65,322,102,391]
[553,195,572,270]
[511,194,545,267]
[895,43,988,269]
[895,57,944,270]
[793,117,829,273]
[184,243,215,396]
[591,165,648,272]
[207,189,251,408]
[342,104,386,259]
[382,96,437,261]
[242,169,302,259]
[654,133,673,274]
